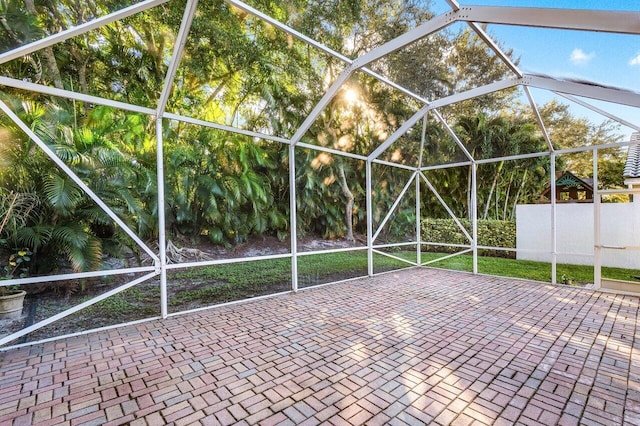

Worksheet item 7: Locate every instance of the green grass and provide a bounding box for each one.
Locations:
[163,250,640,308]
[420,252,640,285]
[83,286,160,318]
[166,251,415,306]
[170,250,640,289]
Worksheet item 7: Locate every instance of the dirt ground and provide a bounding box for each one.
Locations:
[1,235,368,346]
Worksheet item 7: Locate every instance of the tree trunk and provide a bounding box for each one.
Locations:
[24,0,64,89]
[337,163,355,242]
[510,169,528,221]
[502,170,515,220]
[483,161,503,220]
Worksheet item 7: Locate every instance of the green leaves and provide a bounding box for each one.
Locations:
[43,175,84,216]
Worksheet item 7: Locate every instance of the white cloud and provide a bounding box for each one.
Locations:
[569,48,595,65]
[630,53,640,66]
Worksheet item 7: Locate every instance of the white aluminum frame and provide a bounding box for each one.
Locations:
[0,1,639,349]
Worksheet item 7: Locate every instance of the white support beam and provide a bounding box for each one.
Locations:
[523,86,555,152]
[0,266,155,287]
[163,112,292,145]
[372,159,419,172]
[467,23,522,77]
[555,92,640,132]
[352,12,458,69]
[0,0,169,65]
[0,271,158,347]
[432,110,474,161]
[550,153,557,284]
[420,172,472,243]
[556,140,639,155]
[156,0,199,117]
[297,142,368,161]
[225,1,432,106]
[422,249,472,267]
[475,151,550,165]
[462,6,640,35]
[523,75,640,108]
[290,68,354,146]
[471,163,478,274]
[155,119,168,318]
[0,99,160,262]
[0,77,156,115]
[593,149,602,289]
[444,0,460,11]
[417,118,426,265]
[289,144,299,291]
[226,0,351,65]
[369,105,430,161]
[416,167,422,266]
[421,161,473,172]
[366,160,373,276]
[372,249,418,267]
[418,115,427,169]
[426,78,520,111]
[154,1,198,318]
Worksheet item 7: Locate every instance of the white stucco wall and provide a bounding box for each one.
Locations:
[516,201,640,269]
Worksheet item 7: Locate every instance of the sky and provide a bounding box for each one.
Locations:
[430,0,640,140]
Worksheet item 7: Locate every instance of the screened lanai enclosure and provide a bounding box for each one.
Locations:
[0,0,639,349]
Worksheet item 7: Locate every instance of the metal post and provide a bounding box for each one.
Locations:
[289,144,298,291]
[417,116,427,265]
[156,119,168,318]
[550,153,557,284]
[416,169,421,265]
[153,0,198,318]
[471,163,478,274]
[366,160,374,276]
[593,149,601,289]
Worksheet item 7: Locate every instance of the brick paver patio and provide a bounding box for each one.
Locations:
[1,268,639,425]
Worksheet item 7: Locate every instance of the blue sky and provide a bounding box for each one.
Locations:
[431,0,640,140]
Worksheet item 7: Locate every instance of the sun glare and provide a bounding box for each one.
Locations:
[344,87,360,105]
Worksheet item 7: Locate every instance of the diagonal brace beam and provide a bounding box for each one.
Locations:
[462,6,640,35]
[523,86,554,152]
[0,100,160,262]
[426,78,520,111]
[431,110,474,161]
[420,172,472,243]
[352,12,458,69]
[156,0,199,117]
[372,172,417,243]
[369,105,430,161]
[522,75,640,108]
[556,92,640,131]
[0,0,170,65]
[290,67,355,146]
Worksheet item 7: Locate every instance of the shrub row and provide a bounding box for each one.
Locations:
[421,218,516,258]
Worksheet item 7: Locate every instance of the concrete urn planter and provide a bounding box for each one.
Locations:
[0,290,26,319]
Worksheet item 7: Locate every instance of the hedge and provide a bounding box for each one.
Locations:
[421,218,516,258]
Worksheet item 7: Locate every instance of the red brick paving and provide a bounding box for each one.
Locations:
[1,268,640,425]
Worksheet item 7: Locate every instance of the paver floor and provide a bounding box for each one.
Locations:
[1,268,640,425]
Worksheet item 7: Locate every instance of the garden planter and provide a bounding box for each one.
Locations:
[0,290,26,319]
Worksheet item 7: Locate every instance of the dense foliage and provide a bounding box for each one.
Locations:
[421,218,516,258]
[0,0,625,274]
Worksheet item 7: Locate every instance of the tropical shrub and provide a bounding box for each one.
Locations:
[421,218,516,258]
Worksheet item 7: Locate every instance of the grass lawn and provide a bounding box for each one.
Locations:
[170,250,640,291]
[68,249,639,336]
[28,249,638,341]
[420,252,640,285]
